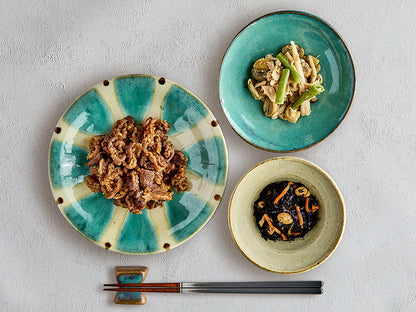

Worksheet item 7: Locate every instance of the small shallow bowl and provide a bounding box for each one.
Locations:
[219,11,355,152]
[228,157,345,274]
[49,74,228,254]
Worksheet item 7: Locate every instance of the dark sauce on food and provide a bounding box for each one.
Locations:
[253,181,319,241]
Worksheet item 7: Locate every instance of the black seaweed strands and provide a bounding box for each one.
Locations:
[253,181,319,241]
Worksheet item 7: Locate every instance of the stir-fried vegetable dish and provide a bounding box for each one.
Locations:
[248,41,325,123]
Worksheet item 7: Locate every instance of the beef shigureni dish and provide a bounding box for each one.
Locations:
[85,116,189,214]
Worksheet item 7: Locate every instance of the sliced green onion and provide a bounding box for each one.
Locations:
[277,53,302,83]
[292,84,325,110]
[275,69,290,104]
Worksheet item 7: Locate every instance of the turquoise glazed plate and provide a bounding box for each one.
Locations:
[228,157,345,274]
[49,75,228,254]
[219,11,355,152]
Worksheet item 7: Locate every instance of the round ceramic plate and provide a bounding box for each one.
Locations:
[228,157,345,274]
[219,11,355,152]
[49,74,228,254]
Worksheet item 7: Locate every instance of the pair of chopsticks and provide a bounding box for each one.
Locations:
[103,281,322,294]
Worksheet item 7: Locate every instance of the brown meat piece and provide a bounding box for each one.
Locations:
[86,175,101,193]
[85,116,189,214]
[163,141,175,161]
[139,169,156,189]
[168,151,189,193]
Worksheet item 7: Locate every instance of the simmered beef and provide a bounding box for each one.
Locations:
[85,116,189,214]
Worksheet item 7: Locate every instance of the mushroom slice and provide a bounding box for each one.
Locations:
[315,74,323,84]
[270,103,282,119]
[282,44,304,59]
[295,186,310,197]
[276,103,286,115]
[277,212,294,225]
[252,68,268,81]
[253,58,269,69]
[251,58,269,81]
[301,59,312,78]
[263,100,269,114]
[310,55,320,66]
[277,103,288,120]
[316,64,321,73]
[263,98,278,118]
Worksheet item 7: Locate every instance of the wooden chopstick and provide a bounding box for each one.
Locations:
[104,287,180,293]
[103,287,322,294]
[104,281,322,288]
[103,281,323,294]
[104,283,180,288]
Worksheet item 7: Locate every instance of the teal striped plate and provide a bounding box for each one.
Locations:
[48,75,228,254]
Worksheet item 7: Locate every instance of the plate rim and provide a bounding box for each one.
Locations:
[218,10,356,152]
[48,73,229,255]
[227,156,346,274]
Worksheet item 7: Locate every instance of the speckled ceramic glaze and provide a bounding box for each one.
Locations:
[49,75,228,254]
[228,157,345,274]
[114,266,148,305]
[219,11,355,152]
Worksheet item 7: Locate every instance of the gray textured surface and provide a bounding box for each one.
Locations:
[1,0,415,311]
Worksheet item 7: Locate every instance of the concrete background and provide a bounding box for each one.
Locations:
[1,0,415,311]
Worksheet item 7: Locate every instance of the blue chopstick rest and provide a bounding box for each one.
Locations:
[114,266,148,305]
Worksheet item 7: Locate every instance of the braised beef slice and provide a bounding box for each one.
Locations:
[85,116,189,214]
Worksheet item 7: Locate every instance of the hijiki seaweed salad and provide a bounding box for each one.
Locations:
[248,41,325,123]
[253,181,319,241]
